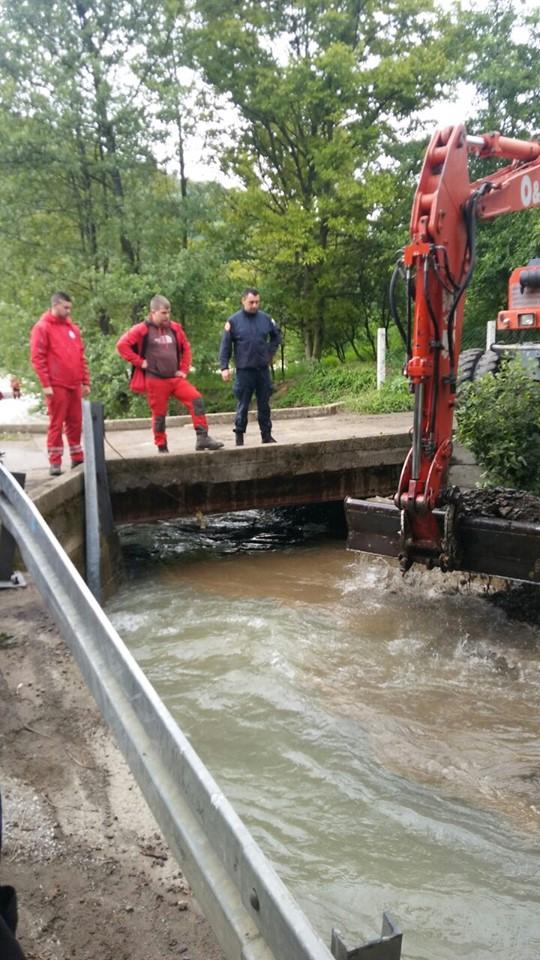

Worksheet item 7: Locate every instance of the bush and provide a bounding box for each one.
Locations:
[456,358,540,494]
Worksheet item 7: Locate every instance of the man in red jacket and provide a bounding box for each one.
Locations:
[30,292,91,476]
[116,295,223,453]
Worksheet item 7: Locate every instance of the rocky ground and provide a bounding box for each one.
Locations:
[0,587,224,960]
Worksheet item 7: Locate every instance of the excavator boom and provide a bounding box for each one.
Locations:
[347,125,540,582]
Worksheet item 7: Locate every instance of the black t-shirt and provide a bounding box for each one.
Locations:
[145,324,179,379]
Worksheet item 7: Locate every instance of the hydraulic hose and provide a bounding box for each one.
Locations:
[389,259,409,351]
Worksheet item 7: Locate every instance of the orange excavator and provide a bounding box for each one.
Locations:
[346,125,540,584]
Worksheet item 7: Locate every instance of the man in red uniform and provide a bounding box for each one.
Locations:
[30,292,91,476]
[116,295,223,453]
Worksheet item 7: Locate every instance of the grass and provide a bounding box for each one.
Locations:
[107,360,414,419]
[271,362,414,414]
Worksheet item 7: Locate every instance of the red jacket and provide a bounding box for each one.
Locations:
[30,312,90,390]
[116,320,192,393]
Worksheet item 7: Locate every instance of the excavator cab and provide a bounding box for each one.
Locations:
[345,126,540,584]
[494,259,540,380]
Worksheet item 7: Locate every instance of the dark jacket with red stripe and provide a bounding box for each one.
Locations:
[30,313,90,390]
[116,320,191,393]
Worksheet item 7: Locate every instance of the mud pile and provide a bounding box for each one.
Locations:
[458,487,540,524]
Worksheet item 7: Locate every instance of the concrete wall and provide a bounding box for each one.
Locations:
[108,433,409,524]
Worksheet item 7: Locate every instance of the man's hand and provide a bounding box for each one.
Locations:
[82,385,91,398]
[43,386,54,396]
[141,359,148,369]
[175,370,187,379]
[221,369,231,382]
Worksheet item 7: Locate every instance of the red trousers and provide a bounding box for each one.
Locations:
[145,377,208,447]
[46,386,84,466]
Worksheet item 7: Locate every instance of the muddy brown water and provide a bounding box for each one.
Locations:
[107,508,540,960]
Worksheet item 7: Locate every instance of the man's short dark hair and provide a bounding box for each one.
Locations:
[51,291,72,305]
[150,294,171,312]
[241,287,259,299]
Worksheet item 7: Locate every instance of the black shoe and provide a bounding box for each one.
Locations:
[157,444,169,453]
[261,436,277,444]
[195,431,224,451]
[71,459,84,469]
[49,464,62,476]
[234,432,244,447]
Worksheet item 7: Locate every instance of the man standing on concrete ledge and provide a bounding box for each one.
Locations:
[30,292,91,477]
[219,288,281,446]
[117,295,223,453]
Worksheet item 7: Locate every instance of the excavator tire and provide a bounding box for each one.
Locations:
[457,347,483,388]
[473,348,501,380]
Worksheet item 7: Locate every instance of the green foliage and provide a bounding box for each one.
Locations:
[189,370,237,414]
[269,362,413,414]
[456,360,540,494]
[190,0,466,360]
[351,375,415,414]
[1,0,538,396]
[459,0,540,342]
[272,363,375,408]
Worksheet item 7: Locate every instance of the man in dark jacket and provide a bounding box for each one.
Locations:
[30,292,91,476]
[117,295,223,453]
[219,288,281,445]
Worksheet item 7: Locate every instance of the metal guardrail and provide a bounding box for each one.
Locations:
[0,462,403,960]
[0,462,335,960]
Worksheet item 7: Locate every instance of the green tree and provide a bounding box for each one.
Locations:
[190,0,465,359]
[461,0,540,344]
[0,0,239,410]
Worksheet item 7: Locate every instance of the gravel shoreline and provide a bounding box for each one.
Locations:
[0,585,223,960]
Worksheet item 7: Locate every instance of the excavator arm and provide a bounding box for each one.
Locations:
[347,124,540,581]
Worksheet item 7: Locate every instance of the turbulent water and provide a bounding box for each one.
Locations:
[107,508,540,960]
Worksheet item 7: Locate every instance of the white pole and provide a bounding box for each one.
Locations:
[486,320,497,350]
[376,328,386,389]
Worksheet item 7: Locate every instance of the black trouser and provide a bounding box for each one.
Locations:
[234,367,273,437]
[0,887,26,959]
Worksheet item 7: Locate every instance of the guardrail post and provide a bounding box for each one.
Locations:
[486,320,497,350]
[0,471,26,589]
[331,912,402,959]
[91,402,114,537]
[82,400,101,601]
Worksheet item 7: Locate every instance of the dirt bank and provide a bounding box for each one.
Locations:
[0,586,224,960]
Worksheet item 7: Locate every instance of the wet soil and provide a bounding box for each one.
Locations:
[458,486,540,523]
[0,587,224,960]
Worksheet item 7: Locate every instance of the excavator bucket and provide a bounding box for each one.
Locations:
[345,498,540,584]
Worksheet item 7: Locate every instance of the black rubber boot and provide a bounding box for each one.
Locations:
[261,435,277,444]
[195,430,224,451]
[234,431,244,446]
